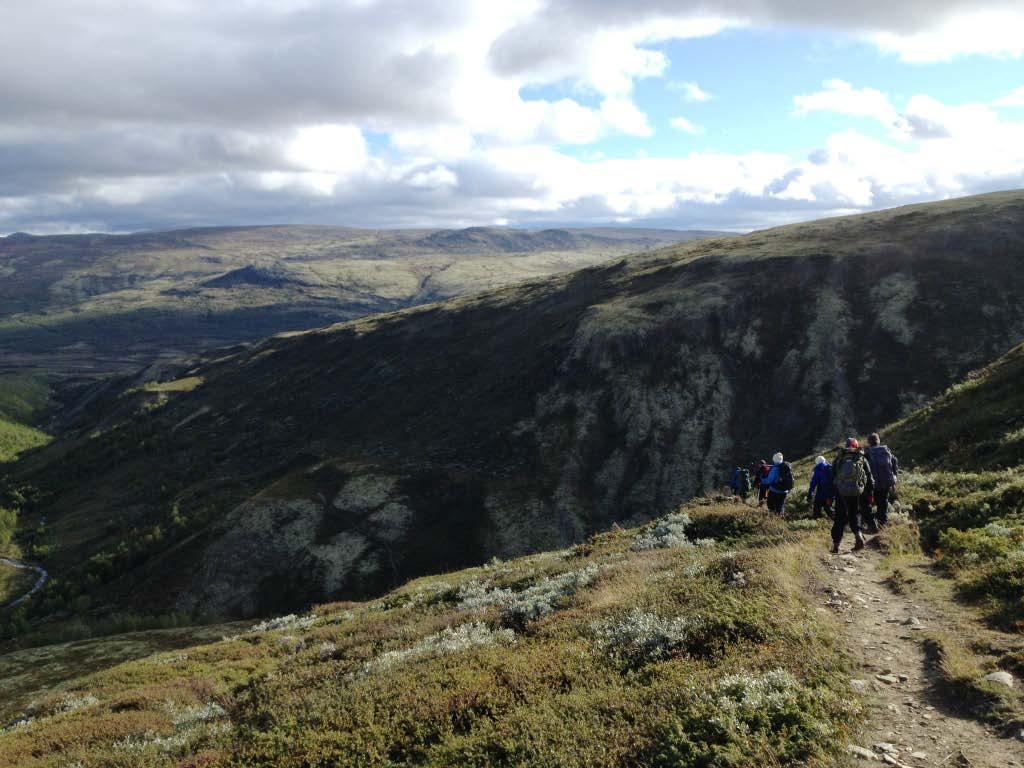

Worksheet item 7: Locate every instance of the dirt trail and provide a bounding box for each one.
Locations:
[816,541,1022,768]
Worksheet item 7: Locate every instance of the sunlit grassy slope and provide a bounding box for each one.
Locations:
[0,502,853,768]
[0,419,47,464]
[0,373,50,463]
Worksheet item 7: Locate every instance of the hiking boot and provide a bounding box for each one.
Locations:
[853,532,866,551]
[829,541,840,554]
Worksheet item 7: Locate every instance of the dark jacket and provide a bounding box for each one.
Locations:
[749,462,765,487]
[731,468,751,494]
[866,445,899,488]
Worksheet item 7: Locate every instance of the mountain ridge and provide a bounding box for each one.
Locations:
[0,224,715,378]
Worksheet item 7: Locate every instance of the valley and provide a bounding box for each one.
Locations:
[6,190,1024,622]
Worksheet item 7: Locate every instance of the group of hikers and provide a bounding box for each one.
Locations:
[729,433,900,553]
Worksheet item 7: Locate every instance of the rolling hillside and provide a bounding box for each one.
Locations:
[0,225,714,378]
[7,190,1024,622]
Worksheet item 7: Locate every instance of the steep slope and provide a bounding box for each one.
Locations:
[876,343,1024,630]
[0,225,711,378]
[9,190,1024,620]
[886,341,1024,471]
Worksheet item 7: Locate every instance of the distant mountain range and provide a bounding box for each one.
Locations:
[10,190,1024,621]
[0,225,720,378]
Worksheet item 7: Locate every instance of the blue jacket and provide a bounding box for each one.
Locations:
[808,462,834,501]
[763,463,789,495]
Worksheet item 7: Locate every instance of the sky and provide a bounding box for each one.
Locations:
[2,0,1024,234]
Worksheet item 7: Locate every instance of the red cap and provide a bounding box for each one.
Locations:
[846,437,860,449]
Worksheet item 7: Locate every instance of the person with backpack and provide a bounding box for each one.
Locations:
[762,452,794,515]
[754,459,770,506]
[730,466,752,500]
[865,432,899,527]
[831,437,874,553]
[806,455,835,519]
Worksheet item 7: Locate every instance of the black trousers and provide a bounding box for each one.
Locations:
[832,495,861,543]
[811,497,833,519]
[874,484,892,525]
[860,493,877,532]
[767,490,787,515]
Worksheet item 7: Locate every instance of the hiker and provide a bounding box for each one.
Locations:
[806,455,835,519]
[730,466,752,500]
[762,452,794,515]
[830,437,874,553]
[754,459,770,506]
[865,432,899,527]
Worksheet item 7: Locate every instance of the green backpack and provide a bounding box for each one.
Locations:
[835,450,867,496]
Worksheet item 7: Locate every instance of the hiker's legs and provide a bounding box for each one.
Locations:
[812,497,829,519]
[875,484,891,526]
[832,495,860,545]
[767,490,786,515]
[860,493,877,533]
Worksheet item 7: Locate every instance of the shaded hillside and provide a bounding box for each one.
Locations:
[0,225,710,378]
[10,190,1024,620]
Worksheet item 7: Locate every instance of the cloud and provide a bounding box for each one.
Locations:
[600,98,654,137]
[286,125,368,175]
[1,1,1024,233]
[872,9,1024,62]
[795,80,1007,142]
[794,80,908,136]
[670,117,704,134]
[674,82,713,103]
[994,86,1024,107]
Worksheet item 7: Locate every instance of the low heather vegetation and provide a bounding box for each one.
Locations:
[0,501,853,767]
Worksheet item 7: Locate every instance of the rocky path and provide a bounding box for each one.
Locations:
[817,542,1022,768]
[0,557,49,609]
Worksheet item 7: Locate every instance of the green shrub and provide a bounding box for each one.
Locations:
[938,524,1024,572]
[649,670,844,767]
